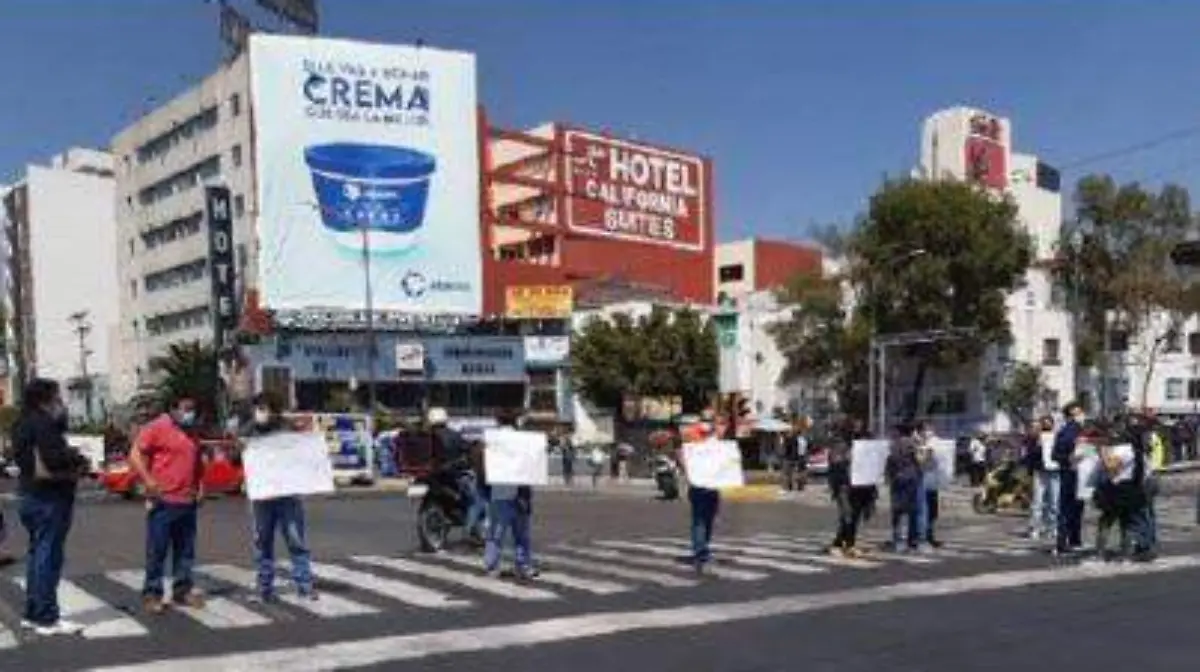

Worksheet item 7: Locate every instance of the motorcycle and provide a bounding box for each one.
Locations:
[410,466,487,552]
[972,459,1032,515]
[653,454,680,501]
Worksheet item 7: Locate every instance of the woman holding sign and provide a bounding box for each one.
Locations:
[678,422,721,573]
[240,394,316,601]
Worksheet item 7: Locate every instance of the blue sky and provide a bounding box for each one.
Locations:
[5,1,1200,242]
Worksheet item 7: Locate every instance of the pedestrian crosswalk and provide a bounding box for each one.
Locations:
[0,526,1181,652]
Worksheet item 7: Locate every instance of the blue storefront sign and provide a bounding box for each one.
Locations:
[425,336,526,382]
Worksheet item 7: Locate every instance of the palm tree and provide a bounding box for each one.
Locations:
[132,341,222,424]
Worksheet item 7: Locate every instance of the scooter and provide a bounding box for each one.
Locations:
[653,454,680,501]
[410,466,487,552]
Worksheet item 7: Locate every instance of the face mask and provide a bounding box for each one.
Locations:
[176,410,196,427]
[253,409,271,426]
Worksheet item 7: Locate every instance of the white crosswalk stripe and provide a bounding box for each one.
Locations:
[556,545,767,581]
[14,578,147,639]
[350,555,559,601]
[195,565,380,618]
[746,535,940,565]
[589,541,769,580]
[535,553,699,587]
[106,570,271,630]
[640,538,831,574]
[415,552,630,595]
[307,561,472,609]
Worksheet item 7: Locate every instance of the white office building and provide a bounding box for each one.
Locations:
[1,149,119,419]
[109,54,254,402]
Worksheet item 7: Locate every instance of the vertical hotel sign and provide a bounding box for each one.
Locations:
[964,111,1009,191]
[563,130,708,252]
[206,186,238,357]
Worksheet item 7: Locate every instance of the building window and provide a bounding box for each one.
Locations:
[135,106,219,164]
[718,264,744,283]
[1188,379,1200,401]
[141,211,204,250]
[127,238,135,256]
[1189,332,1200,355]
[234,194,246,219]
[231,93,241,117]
[1166,378,1184,401]
[144,305,209,337]
[129,280,137,299]
[232,144,243,167]
[144,258,207,293]
[1042,338,1061,366]
[1108,330,1129,353]
[1164,330,1183,353]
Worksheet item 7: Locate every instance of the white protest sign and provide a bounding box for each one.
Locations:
[682,438,744,489]
[1040,432,1058,471]
[1105,444,1136,484]
[484,429,549,486]
[1075,442,1099,501]
[243,431,336,501]
[930,439,956,489]
[850,440,890,487]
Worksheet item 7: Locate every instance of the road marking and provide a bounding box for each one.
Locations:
[745,535,939,565]
[106,571,271,630]
[351,556,557,601]
[590,541,768,580]
[641,538,829,574]
[536,553,699,587]
[559,546,767,581]
[0,623,15,651]
[196,565,379,618]
[91,554,1200,672]
[308,562,472,609]
[787,533,987,560]
[649,537,879,570]
[14,578,148,639]
[419,552,629,595]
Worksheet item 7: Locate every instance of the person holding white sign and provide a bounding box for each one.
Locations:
[678,422,722,573]
[482,411,536,580]
[239,394,317,602]
[1024,417,1059,541]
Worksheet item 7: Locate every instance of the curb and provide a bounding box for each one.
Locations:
[720,485,784,502]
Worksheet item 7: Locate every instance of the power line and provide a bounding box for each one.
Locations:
[1058,123,1200,171]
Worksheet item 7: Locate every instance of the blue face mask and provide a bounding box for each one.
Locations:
[176,410,197,427]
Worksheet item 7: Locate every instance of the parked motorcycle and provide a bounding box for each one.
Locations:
[411,467,487,552]
[654,454,680,501]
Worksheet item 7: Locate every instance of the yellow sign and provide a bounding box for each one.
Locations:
[505,285,573,319]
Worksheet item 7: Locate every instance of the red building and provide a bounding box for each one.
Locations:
[479,116,715,315]
[714,238,823,304]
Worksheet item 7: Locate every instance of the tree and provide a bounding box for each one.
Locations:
[571,306,718,414]
[132,341,221,424]
[996,362,1050,428]
[770,273,869,419]
[1055,175,1200,410]
[851,179,1034,422]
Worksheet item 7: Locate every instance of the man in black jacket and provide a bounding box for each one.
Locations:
[13,378,88,636]
[1052,402,1086,554]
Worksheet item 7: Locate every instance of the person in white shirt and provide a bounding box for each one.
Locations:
[968,434,989,486]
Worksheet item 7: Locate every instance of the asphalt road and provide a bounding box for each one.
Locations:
[0,488,1198,671]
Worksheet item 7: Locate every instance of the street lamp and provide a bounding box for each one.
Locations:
[864,247,926,437]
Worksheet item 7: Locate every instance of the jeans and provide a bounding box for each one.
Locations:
[252,497,312,595]
[1030,470,1061,537]
[1057,471,1083,551]
[689,487,720,563]
[915,476,932,543]
[19,491,74,625]
[562,457,574,486]
[891,504,919,547]
[484,499,531,573]
[143,502,198,599]
[1139,475,1159,550]
[460,473,487,536]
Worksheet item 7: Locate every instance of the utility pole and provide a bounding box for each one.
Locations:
[68,310,94,423]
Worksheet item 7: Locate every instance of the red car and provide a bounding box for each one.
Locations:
[100,439,245,499]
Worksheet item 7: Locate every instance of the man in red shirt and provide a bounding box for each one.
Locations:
[129,396,206,613]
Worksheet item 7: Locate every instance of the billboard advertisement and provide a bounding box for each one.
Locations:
[249,34,482,315]
[425,337,525,382]
[563,129,707,252]
[963,111,1009,191]
[505,284,573,319]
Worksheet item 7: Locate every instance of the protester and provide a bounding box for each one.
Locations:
[782,419,809,492]
[1090,431,1125,560]
[884,428,922,552]
[427,407,484,540]
[914,422,942,548]
[482,410,535,580]
[129,396,206,613]
[558,426,576,487]
[1052,402,1086,555]
[240,394,315,602]
[968,433,988,486]
[587,444,606,488]
[12,378,88,635]
[676,422,721,573]
[1026,417,1060,541]
[1141,416,1165,551]
[827,420,876,558]
[1125,415,1156,561]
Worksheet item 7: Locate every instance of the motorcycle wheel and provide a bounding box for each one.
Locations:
[417,500,451,553]
[972,492,997,515]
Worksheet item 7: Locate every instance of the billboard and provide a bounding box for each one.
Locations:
[425,337,525,382]
[505,284,573,319]
[205,186,239,357]
[249,34,482,315]
[563,129,707,252]
[963,111,1009,191]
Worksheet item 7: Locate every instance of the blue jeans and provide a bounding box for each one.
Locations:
[18,492,74,625]
[689,487,720,563]
[143,502,198,600]
[252,497,312,595]
[1138,476,1159,550]
[1030,470,1061,537]
[915,476,931,543]
[484,499,531,573]
[460,473,487,536]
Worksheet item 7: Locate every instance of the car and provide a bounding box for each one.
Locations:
[99,439,244,499]
[805,443,830,475]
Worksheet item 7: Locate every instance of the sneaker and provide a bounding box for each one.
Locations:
[32,620,83,636]
[142,596,167,614]
[297,589,319,601]
[172,591,205,609]
[843,547,866,559]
